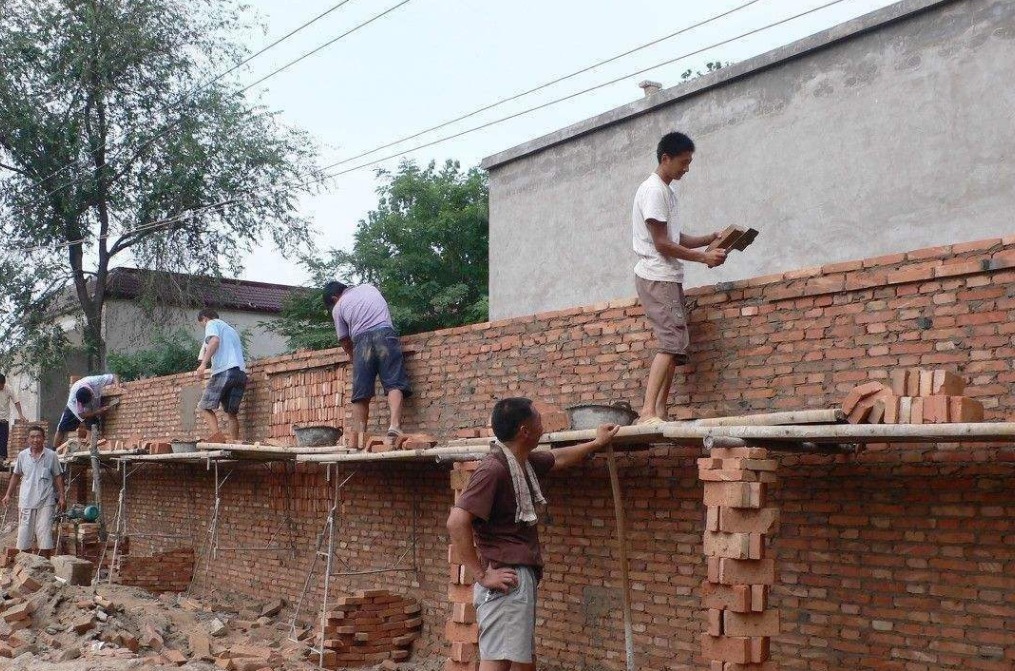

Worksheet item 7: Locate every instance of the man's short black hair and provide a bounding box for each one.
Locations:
[28,425,45,437]
[491,397,535,443]
[197,308,219,321]
[0,373,5,385]
[75,387,93,405]
[322,281,348,309]
[657,132,695,162]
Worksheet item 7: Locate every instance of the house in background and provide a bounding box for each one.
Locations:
[7,267,304,426]
[482,0,1015,319]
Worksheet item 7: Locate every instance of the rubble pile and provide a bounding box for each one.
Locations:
[0,550,434,671]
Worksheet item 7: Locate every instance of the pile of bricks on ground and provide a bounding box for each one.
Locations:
[318,589,422,668]
[1,548,321,668]
[699,447,779,670]
[446,461,481,671]
[842,368,984,424]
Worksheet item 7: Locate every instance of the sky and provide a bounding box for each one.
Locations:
[234,0,899,287]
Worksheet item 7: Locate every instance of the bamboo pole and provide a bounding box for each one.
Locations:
[198,442,346,455]
[119,450,232,462]
[664,422,1015,443]
[695,408,845,426]
[605,446,635,671]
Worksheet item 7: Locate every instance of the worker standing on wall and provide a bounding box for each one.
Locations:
[52,373,119,450]
[196,309,248,440]
[2,425,65,558]
[322,281,412,449]
[632,132,726,425]
[446,397,619,671]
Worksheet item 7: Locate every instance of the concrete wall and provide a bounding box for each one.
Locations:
[484,0,1015,319]
[102,300,288,360]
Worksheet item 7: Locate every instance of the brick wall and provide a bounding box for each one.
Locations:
[3,236,1014,669]
[117,548,195,593]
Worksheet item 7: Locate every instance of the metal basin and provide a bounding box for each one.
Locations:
[293,425,343,447]
[565,401,638,431]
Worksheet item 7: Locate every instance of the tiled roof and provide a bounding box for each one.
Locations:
[105,267,304,313]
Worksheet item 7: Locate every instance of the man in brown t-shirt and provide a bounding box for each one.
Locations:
[446,397,619,671]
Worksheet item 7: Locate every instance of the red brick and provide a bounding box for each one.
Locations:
[700,581,751,613]
[949,396,984,422]
[932,370,965,395]
[841,381,884,414]
[707,558,776,585]
[717,508,780,534]
[703,532,764,560]
[723,611,780,637]
[703,483,765,509]
[701,635,770,664]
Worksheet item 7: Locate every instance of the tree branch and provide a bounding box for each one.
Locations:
[0,161,33,178]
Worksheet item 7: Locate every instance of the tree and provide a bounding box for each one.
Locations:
[269,160,489,350]
[0,0,321,373]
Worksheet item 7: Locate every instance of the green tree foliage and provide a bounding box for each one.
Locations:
[107,329,201,381]
[269,160,489,351]
[0,0,322,373]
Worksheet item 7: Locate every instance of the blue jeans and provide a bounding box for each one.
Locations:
[351,327,411,402]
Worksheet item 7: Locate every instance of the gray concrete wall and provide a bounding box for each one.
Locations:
[485,0,1015,319]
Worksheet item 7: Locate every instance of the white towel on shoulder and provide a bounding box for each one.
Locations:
[494,440,546,526]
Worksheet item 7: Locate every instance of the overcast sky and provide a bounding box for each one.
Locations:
[234,0,899,287]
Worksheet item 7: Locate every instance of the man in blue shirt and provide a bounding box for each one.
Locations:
[196,309,247,440]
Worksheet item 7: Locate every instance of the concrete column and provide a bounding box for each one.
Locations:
[698,446,779,669]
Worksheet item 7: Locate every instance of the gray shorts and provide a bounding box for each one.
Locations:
[198,367,247,414]
[474,565,537,663]
[635,275,690,358]
[17,505,55,551]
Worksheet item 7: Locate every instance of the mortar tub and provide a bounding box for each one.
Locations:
[565,401,639,431]
[293,425,343,447]
[170,440,198,454]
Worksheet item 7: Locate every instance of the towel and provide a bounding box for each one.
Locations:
[493,440,546,526]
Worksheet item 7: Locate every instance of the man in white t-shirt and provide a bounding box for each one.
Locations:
[53,373,119,449]
[631,132,726,424]
[195,309,247,439]
[0,372,27,461]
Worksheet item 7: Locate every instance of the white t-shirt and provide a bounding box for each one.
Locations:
[204,319,246,375]
[0,387,15,422]
[632,173,683,282]
[14,447,62,510]
[67,374,116,420]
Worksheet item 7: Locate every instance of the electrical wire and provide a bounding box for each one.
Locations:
[29,0,415,207]
[324,0,765,168]
[8,0,852,256]
[25,0,359,191]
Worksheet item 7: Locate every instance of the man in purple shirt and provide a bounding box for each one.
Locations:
[323,281,412,449]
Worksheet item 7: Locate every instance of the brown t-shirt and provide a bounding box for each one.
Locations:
[455,449,555,570]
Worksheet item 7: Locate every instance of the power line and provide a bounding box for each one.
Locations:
[30,0,415,208]
[312,0,850,181]
[323,0,765,168]
[9,0,852,257]
[26,0,358,192]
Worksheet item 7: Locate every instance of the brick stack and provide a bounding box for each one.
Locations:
[842,369,984,424]
[319,589,422,668]
[699,448,779,670]
[446,461,481,671]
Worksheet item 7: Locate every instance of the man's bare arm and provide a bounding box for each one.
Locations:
[648,220,726,266]
[446,507,517,592]
[550,424,620,471]
[680,230,721,249]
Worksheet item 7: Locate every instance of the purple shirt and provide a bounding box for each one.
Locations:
[331,285,394,340]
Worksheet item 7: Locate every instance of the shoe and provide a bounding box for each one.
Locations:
[635,416,664,426]
[386,427,404,439]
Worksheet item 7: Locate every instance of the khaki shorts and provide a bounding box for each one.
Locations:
[17,505,55,551]
[635,276,690,357]
[474,565,537,663]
